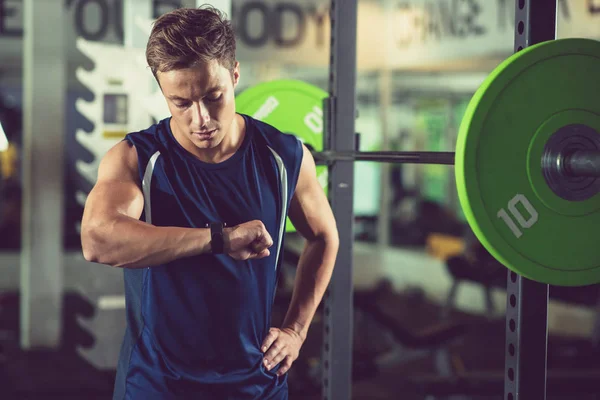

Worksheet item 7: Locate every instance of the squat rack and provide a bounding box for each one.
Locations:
[322,1,555,399]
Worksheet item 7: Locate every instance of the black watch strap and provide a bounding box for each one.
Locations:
[210,222,225,254]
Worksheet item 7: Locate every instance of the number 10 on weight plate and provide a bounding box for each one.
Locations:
[497,194,539,239]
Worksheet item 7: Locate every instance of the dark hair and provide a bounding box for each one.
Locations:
[146,5,236,81]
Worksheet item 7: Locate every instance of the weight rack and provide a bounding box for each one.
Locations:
[321,0,356,399]
[322,1,557,399]
[505,2,554,399]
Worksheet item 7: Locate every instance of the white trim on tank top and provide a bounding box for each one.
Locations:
[142,151,162,224]
[267,146,288,273]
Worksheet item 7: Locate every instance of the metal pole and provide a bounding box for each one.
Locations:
[322,0,357,398]
[21,0,66,348]
[563,150,600,177]
[314,151,455,165]
[377,68,392,248]
[504,1,554,399]
[315,148,600,175]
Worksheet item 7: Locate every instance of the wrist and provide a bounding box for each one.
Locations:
[223,227,233,253]
[283,321,308,342]
[209,222,226,254]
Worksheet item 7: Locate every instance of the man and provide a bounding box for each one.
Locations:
[80,6,339,400]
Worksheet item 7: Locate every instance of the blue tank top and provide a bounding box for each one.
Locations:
[112,114,303,400]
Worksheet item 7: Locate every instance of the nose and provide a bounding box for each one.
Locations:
[192,102,210,127]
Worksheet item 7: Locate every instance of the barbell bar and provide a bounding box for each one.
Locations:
[311,149,600,179]
[561,150,600,178]
[312,150,455,165]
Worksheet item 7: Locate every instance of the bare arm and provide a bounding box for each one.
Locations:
[81,140,213,268]
[280,144,340,339]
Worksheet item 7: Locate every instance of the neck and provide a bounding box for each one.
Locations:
[200,117,240,163]
[171,114,245,164]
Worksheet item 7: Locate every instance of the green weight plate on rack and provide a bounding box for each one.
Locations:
[455,38,600,287]
[235,79,328,233]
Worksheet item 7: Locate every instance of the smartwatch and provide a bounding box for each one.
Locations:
[210,222,225,254]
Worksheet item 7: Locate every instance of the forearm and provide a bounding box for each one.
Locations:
[281,234,339,340]
[82,214,211,268]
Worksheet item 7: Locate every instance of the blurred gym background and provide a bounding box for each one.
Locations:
[0,0,599,399]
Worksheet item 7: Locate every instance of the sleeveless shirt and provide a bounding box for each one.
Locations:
[112,114,304,400]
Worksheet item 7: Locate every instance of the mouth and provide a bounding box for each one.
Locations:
[192,129,216,140]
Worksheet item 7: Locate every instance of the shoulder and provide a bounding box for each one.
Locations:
[97,139,140,184]
[124,118,170,157]
[243,114,303,163]
[125,118,167,143]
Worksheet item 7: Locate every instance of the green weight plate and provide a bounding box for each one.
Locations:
[235,79,328,233]
[455,38,600,287]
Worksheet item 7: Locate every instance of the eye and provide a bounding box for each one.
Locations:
[174,102,190,109]
[206,94,222,103]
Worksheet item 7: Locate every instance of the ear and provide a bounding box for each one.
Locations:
[232,61,240,88]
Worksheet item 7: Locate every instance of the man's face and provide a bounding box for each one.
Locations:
[158,59,240,151]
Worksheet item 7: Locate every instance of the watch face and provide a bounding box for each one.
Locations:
[210,223,225,254]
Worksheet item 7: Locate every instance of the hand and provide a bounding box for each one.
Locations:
[261,327,304,376]
[224,220,273,260]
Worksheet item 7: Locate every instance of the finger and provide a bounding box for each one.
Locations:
[251,238,271,253]
[277,357,293,376]
[251,240,269,253]
[267,350,287,370]
[261,329,279,353]
[256,249,270,259]
[263,231,274,247]
[266,231,274,247]
[263,341,284,366]
[247,248,270,260]
[255,226,273,248]
[249,238,270,258]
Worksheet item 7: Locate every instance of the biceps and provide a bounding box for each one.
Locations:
[288,173,336,241]
[83,181,144,226]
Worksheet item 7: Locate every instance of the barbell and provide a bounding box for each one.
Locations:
[236,38,600,287]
